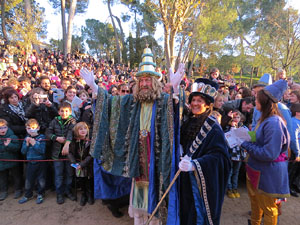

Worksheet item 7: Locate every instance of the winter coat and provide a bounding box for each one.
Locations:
[25,103,58,134]
[21,134,46,161]
[0,104,27,138]
[0,128,21,171]
[81,107,93,136]
[68,139,93,177]
[242,115,290,197]
[46,116,76,160]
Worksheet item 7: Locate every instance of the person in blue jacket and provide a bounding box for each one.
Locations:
[288,103,300,197]
[19,119,46,204]
[241,79,290,225]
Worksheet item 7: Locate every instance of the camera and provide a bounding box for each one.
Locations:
[39,94,48,99]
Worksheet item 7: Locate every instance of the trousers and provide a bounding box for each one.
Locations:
[247,178,278,225]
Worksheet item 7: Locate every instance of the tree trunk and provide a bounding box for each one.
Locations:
[24,0,34,55]
[61,0,67,57]
[113,15,126,63]
[174,35,186,70]
[24,0,31,21]
[239,67,243,84]
[164,26,171,81]
[107,0,121,63]
[65,0,77,55]
[188,47,198,77]
[168,30,176,70]
[256,66,259,77]
[1,0,8,45]
[250,66,254,87]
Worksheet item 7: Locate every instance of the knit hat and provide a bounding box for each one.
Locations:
[263,79,288,103]
[136,47,161,79]
[259,73,272,85]
[189,78,219,103]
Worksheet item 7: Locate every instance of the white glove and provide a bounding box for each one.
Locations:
[170,63,185,94]
[80,68,98,94]
[179,155,194,172]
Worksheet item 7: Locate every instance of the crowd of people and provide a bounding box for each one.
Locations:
[0,46,300,225]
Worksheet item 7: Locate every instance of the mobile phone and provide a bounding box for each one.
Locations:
[71,163,79,169]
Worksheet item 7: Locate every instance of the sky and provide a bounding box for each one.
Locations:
[38,0,300,47]
[38,0,150,42]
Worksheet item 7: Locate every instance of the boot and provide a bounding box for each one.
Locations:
[290,188,299,197]
[87,193,94,205]
[80,193,87,206]
[57,194,64,204]
[107,204,123,218]
[0,192,8,201]
[86,180,94,205]
[14,190,22,199]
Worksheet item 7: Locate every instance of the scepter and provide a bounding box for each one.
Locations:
[145,169,181,225]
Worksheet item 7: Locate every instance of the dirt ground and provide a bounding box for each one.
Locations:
[1,182,300,225]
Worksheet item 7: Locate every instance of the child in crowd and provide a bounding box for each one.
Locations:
[46,102,77,204]
[0,119,21,201]
[224,110,247,198]
[78,90,92,125]
[79,90,91,110]
[61,86,81,121]
[68,122,94,206]
[19,119,46,204]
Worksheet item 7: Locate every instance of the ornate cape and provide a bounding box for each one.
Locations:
[90,88,175,218]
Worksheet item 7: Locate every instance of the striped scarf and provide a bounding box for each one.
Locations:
[8,102,26,121]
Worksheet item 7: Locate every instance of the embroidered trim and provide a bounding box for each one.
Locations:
[193,160,214,225]
[195,136,202,145]
[90,89,105,157]
[188,117,215,156]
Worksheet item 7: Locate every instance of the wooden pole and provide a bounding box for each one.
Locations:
[145,169,181,225]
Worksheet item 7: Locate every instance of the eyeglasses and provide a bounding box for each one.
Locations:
[121,90,130,93]
[0,126,8,130]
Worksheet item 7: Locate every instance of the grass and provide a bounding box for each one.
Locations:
[233,74,261,86]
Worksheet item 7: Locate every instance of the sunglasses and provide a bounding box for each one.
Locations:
[122,90,130,93]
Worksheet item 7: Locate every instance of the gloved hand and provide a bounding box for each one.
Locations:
[179,155,194,172]
[170,63,185,94]
[80,68,98,94]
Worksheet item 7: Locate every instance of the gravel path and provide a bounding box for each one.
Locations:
[1,182,299,225]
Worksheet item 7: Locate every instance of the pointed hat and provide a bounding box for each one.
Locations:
[136,47,161,79]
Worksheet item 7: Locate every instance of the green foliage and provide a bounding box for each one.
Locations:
[8,1,46,56]
[0,0,23,13]
[48,0,89,14]
[121,0,158,36]
[81,19,118,58]
[71,35,84,53]
[192,0,237,55]
[49,38,63,51]
[49,35,84,53]
[126,33,163,68]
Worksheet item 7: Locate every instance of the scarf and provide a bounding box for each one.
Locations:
[8,102,26,121]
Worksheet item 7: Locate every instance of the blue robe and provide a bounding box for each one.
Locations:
[93,159,131,199]
[178,115,231,225]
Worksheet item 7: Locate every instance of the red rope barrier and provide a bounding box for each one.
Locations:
[0,158,70,162]
[0,138,90,141]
